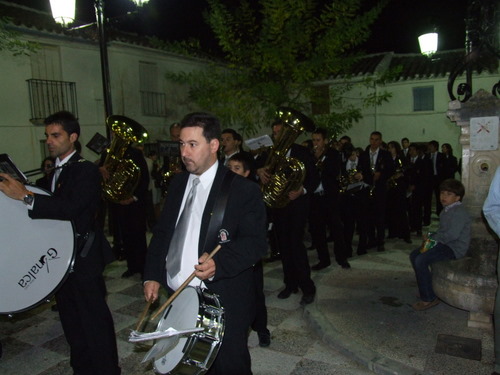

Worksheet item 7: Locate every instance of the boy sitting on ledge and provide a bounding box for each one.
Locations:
[410,178,471,311]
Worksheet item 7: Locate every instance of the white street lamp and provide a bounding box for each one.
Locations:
[131,0,149,5]
[418,32,438,56]
[49,0,76,26]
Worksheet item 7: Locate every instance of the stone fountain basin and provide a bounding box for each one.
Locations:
[432,257,497,315]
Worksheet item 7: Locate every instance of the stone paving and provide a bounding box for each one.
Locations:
[0,216,496,375]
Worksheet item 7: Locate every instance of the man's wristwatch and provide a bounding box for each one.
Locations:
[23,191,34,205]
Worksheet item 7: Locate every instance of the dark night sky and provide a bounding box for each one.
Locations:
[12,0,468,54]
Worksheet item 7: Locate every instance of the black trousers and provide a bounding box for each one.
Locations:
[340,188,370,252]
[113,202,148,275]
[273,197,316,295]
[251,260,268,333]
[56,273,120,375]
[309,193,331,265]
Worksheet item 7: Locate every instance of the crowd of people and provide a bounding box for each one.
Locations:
[0,108,479,374]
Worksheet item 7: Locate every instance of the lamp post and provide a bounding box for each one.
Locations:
[418,0,500,103]
[49,0,149,126]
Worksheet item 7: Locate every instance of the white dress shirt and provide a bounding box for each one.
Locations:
[166,161,218,290]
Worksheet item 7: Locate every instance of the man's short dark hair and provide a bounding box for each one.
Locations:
[371,131,382,138]
[313,127,328,139]
[429,140,439,149]
[170,122,180,131]
[44,111,80,138]
[339,135,351,143]
[440,178,465,200]
[180,112,221,142]
[222,128,238,139]
[401,137,409,143]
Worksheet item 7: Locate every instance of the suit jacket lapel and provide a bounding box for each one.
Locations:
[54,153,81,193]
[198,164,226,255]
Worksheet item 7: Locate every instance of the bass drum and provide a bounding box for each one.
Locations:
[0,185,75,315]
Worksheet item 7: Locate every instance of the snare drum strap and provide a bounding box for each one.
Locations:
[79,231,95,258]
[202,170,236,253]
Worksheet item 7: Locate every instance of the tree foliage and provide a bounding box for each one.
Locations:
[166,0,391,137]
[0,17,38,56]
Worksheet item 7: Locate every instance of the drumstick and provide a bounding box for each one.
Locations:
[135,299,153,332]
[150,244,222,321]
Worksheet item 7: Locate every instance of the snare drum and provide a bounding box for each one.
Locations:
[0,185,75,315]
[153,286,225,375]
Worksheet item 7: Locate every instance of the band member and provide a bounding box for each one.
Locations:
[257,117,320,306]
[0,111,120,375]
[339,143,371,255]
[143,112,267,375]
[220,128,243,165]
[358,131,394,252]
[35,156,55,191]
[310,127,350,270]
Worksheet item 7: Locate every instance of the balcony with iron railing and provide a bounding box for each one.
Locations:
[27,79,78,125]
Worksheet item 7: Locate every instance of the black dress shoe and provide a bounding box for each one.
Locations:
[277,287,298,299]
[356,249,367,256]
[257,330,271,347]
[366,242,377,250]
[311,262,331,271]
[51,304,59,312]
[339,261,351,269]
[377,245,385,252]
[121,270,136,278]
[300,294,315,306]
[404,237,412,244]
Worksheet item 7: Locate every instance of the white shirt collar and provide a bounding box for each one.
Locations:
[191,159,218,189]
[56,150,77,167]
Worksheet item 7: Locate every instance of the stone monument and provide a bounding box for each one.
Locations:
[432,89,500,328]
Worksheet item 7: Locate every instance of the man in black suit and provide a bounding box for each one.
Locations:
[257,114,320,306]
[0,111,120,375]
[309,127,350,270]
[143,112,267,375]
[358,131,395,252]
[105,144,149,279]
[426,140,445,220]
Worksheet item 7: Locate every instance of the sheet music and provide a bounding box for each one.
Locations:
[0,154,27,183]
[244,135,273,151]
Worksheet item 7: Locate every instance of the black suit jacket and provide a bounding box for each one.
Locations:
[289,143,320,198]
[358,148,394,190]
[144,163,267,312]
[320,148,341,198]
[29,153,111,277]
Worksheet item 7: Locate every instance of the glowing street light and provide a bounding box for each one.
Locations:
[418,32,438,57]
[49,0,76,26]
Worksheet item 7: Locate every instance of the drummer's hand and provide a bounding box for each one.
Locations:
[143,280,160,303]
[194,252,216,280]
[0,173,30,200]
[119,197,135,205]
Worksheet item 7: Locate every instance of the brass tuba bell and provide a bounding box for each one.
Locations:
[102,115,149,203]
[262,107,315,208]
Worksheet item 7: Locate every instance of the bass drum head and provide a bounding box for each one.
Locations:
[154,287,199,374]
[0,185,75,315]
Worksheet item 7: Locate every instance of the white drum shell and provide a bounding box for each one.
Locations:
[0,185,75,315]
[153,287,224,375]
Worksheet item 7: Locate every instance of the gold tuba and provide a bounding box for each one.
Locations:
[262,107,315,208]
[102,115,149,203]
